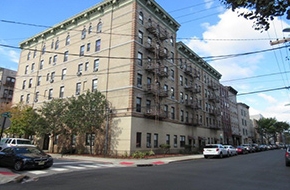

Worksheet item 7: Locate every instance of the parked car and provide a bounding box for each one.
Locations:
[224,145,237,156]
[0,146,53,171]
[285,146,290,167]
[0,138,34,150]
[236,146,248,154]
[241,144,254,153]
[203,144,228,158]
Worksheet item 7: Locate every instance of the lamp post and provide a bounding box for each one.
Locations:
[270,27,290,46]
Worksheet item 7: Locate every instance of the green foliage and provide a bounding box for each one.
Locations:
[132,150,146,158]
[220,0,290,31]
[159,144,170,154]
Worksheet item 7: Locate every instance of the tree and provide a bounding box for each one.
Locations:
[220,0,290,31]
[38,98,67,152]
[256,117,277,143]
[65,90,108,154]
[6,103,39,138]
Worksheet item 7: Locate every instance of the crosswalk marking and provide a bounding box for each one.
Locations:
[28,171,47,175]
[63,165,87,169]
[79,164,102,168]
[50,168,69,171]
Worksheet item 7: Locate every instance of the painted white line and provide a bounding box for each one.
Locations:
[50,168,69,171]
[64,166,86,169]
[28,171,47,175]
[79,164,102,168]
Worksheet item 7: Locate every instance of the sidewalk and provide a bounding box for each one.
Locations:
[0,153,203,185]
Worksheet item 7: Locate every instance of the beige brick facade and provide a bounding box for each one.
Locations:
[14,0,225,155]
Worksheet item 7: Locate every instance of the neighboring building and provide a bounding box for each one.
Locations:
[250,114,264,144]
[227,86,240,146]
[237,103,250,144]
[13,0,228,155]
[0,67,16,111]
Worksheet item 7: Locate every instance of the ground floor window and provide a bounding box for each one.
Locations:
[146,133,151,148]
[136,132,141,148]
[180,135,185,147]
[154,133,158,148]
[166,134,170,145]
[86,133,95,146]
[174,135,177,148]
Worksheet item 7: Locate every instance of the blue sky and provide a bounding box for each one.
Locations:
[1,0,290,122]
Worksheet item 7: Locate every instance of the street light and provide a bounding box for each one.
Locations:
[283,28,290,32]
[270,27,290,46]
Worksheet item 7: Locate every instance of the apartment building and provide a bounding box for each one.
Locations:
[0,68,16,111]
[14,0,224,155]
[237,102,251,144]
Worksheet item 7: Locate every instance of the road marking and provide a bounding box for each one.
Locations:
[64,166,86,169]
[79,164,102,168]
[28,171,47,175]
[50,168,69,171]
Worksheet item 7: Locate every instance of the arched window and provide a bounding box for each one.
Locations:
[66,35,70,46]
[55,39,59,50]
[88,25,92,34]
[42,45,46,55]
[97,22,102,33]
[139,11,143,24]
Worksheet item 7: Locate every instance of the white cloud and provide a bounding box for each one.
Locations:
[204,0,214,9]
[257,93,277,104]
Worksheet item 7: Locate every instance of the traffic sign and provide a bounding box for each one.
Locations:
[1,112,11,118]
[0,117,11,129]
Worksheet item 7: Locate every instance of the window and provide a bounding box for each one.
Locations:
[139,12,143,24]
[78,63,83,73]
[26,94,30,103]
[170,69,174,79]
[166,134,170,145]
[138,30,143,44]
[170,36,174,46]
[51,72,55,81]
[81,28,86,39]
[22,80,26,89]
[33,49,37,58]
[92,79,98,92]
[137,73,142,87]
[61,69,66,80]
[146,99,151,110]
[27,51,30,60]
[97,22,102,33]
[87,43,91,51]
[146,133,151,148]
[28,78,32,88]
[180,92,184,102]
[85,133,95,146]
[180,75,183,86]
[25,65,29,74]
[53,55,57,64]
[48,89,53,100]
[170,52,174,63]
[171,87,174,99]
[95,39,101,52]
[180,136,185,147]
[136,97,141,112]
[40,60,44,70]
[88,25,92,34]
[136,132,141,148]
[37,76,41,86]
[42,45,46,55]
[55,39,59,50]
[80,45,85,56]
[174,135,177,148]
[66,35,70,45]
[64,51,69,62]
[49,57,52,64]
[180,110,184,122]
[154,134,158,148]
[59,86,64,98]
[84,62,89,71]
[51,40,54,49]
[35,92,39,102]
[94,59,99,71]
[20,95,24,102]
[171,106,175,119]
[76,82,81,95]
[137,52,143,66]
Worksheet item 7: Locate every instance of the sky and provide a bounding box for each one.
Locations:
[1,0,290,122]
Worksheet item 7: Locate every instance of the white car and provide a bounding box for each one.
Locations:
[223,145,238,156]
[0,138,34,150]
[203,144,228,158]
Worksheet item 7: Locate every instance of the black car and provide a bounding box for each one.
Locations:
[0,146,53,171]
[285,146,290,167]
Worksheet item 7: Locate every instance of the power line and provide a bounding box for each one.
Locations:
[237,86,290,96]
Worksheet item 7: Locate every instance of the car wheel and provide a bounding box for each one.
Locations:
[219,153,223,158]
[204,155,208,159]
[286,161,290,167]
[14,161,23,171]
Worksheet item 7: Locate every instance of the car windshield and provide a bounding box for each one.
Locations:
[14,147,42,154]
[205,145,218,148]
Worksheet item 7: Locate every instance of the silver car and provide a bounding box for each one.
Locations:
[224,145,238,156]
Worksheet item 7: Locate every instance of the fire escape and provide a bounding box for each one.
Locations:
[144,20,169,120]
[207,81,221,130]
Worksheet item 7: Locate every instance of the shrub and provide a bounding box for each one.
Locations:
[159,144,170,154]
